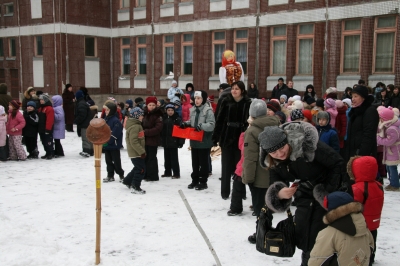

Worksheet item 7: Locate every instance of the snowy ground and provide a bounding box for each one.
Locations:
[1,127,400,266]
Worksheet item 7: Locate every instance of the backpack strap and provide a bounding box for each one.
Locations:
[363,182,368,205]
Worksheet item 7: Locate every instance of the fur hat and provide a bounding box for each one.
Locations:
[258,126,288,154]
[317,111,330,122]
[306,97,316,105]
[146,96,157,106]
[9,100,21,110]
[292,95,301,101]
[0,105,5,115]
[291,100,303,110]
[342,99,351,107]
[335,100,344,109]
[267,101,281,113]
[280,94,287,102]
[290,109,304,121]
[75,90,84,100]
[324,98,336,109]
[27,101,36,108]
[129,107,144,119]
[165,104,175,110]
[352,85,368,99]
[104,101,117,117]
[249,99,267,118]
[39,94,51,104]
[275,111,286,124]
[194,90,208,105]
[316,98,325,109]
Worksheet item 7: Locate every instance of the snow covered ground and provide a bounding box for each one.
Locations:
[1,128,400,265]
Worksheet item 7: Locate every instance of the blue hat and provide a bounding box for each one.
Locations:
[324,191,354,211]
[75,90,84,100]
[129,107,144,119]
[126,99,133,108]
[27,101,36,108]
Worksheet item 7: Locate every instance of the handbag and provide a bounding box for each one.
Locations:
[256,206,296,258]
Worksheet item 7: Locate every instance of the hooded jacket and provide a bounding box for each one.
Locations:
[316,122,340,154]
[181,94,192,122]
[125,118,145,158]
[52,95,65,140]
[74,97,92,129]
[104,111,123,150]
[6,110,26,136]
[309,202,374,266]
[142,106,163,147]
[38,99,55,134]
[162,111,185,149]
[377,119,400,165]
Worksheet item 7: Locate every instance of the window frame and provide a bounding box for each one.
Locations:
[120,0,130,9]
[9,38,16,57]
[163,35,174,75]
[340,19,362,74]
[137,36,147,75]
[136,0,146,7]
[4,3,14,16]
[234,29,248,75]
[35,36,43,57]
[212,31,226,76]
[84,36,97,57]
[296,24,314,75]
[181,33,193,76]
[121,37,131,75]
[372,16,397,74]
[270,25,287,76]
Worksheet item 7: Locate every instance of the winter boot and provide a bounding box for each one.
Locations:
[248,233,256,244]
[131,185,146,194]
[103,177,115,182]
[188,182,199,189]
[195,183,208,190]
[227,210,242,216]
[119,173,125,182]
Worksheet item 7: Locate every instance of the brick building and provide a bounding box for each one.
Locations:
[0,0,399,101]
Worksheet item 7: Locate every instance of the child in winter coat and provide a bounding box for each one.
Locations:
[167,80,184,117]
[347,156,384,265]
[0,105,8,161]
[181,90,215,190]
[6,100,27,161]
[324,98,338,128]
[102,101,124,183]
[181,94,192,122]
[161,104,185,178]
[309,191,374,266]
[23,101,39,159]
[123,107,146,194]
[376,107,400,191]
[38,94,55,159]
[52,95,65,157]
[316,111,340,153]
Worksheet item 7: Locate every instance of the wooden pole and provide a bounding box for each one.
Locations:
[94,144,102,265]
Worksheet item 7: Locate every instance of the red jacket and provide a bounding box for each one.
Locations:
[350,156,384,231]
[181,94,192,122]
[38,105,54,132]
[234,132,245,177]
[335,105,347,148]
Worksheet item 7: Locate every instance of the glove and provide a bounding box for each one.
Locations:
[140,153,146,159]
[180,122,189,129]
[195,123,202,132]
[103,143,108,148]
[175,93,181,96]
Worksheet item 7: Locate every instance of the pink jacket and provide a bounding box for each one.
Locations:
[6,110,26,136]
[234,132,245,177]
[325,107,338,128]
[181,94,192,122]
[377,119,400,165]
[0,115,7,146]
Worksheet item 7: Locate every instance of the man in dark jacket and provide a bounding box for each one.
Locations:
[270,77,288,100]
[0,83,13,113]
[280,80,299,99]
[74,90,93,157]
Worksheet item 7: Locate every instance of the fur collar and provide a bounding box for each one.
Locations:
[323,202,363,225]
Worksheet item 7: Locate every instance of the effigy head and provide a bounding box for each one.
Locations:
[222,50,236,66]
[86,118,111,145]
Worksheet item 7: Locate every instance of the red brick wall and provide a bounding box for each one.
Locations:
[360,18,374,84]
[327,20,341,89]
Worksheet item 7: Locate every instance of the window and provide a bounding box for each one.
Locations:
[271,26,287,75]
[137,0,146,7]
[9,38,16,57]
[341,20,361,73]
[121,38,130,75]
[212,31,226,75]
[137,36,147,75]
[35,36,43,56]
[5,3,14,15]
[85,37,96,57]
[234,30,248,74]
[182,34,193,75]
[373,16,397,73]
[164,35,174,75]
[121,0,129,8]
[0,39,3,57]
[297,24,314,75]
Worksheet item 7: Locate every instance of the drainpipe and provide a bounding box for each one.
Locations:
[255,0,260,88]
[322,0,329,95]
[65,0,69,84]
[58,0,63,92]
[53,0,58,94]
[151,0,155,95]
[110,0,114,94]
[16,0,23,97]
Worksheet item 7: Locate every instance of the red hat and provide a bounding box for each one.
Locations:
[146,96,157,106]
[208,95,215,103]
[9,100,21,110]
[302,109,313,123]
[267,101,281,113]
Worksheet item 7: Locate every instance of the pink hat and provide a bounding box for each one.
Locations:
[324,98,336,109]
[335,100,344,109]
[378,107,394,121]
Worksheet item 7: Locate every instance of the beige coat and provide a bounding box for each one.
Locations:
[125,118,145,158]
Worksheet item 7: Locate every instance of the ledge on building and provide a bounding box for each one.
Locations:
[117,8,130,22]
[208,76,222,91]
[133,7,146,20]
[368,74,395,87]
[6,57,16,61]
[134,75,147,89]
[179,1,194,16]
[160,3,174,18]
[84,57,100,61]
[210,0,226,13]
[292,75,313,91]
[178,75,193,86]
[336,75,360,91]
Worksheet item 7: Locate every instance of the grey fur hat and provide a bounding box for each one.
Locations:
[258,126,288,154]
[249,99,267,118]
[317,111,330,122]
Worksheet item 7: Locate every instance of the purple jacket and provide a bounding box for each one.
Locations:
[377,119,400,165]
[52,95,65,139]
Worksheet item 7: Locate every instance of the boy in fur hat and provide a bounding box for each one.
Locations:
[309,191,374,266]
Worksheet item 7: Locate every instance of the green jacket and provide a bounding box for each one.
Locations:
[189,104,215,149]
[242,115,280,188]
[125,118,145,158]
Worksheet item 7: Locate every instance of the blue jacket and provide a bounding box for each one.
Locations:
[316,124,340,153]
[103,113,123,150]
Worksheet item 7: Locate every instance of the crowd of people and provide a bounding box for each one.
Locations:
[0,77,398,265]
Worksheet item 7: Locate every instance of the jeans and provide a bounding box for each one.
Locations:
[386,165,399,187]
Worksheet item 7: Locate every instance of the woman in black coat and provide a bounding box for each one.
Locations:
[373,87,391,107]
[212,81,251,199]
[247,83,259,99]
[62,84,75,132]
[390,85,400,109]
[341,87,352,100]
[259,122,345,266]
[343,85,379,164]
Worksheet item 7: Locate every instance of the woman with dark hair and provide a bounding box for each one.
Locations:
[212,80,251,199]
[259,122,345,266]
[302,84,317,102]
[62,84,75,132]
[374,87,391,107]
[185,83,195,99]
[341,87,352,100]
[247,83,259,99]
[390,85,400,109]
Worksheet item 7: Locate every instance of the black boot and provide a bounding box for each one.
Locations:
[188,182,199,189]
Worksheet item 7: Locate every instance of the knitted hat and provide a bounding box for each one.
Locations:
[302,109,313,123]
[75,90,84,100]
[259,126,288,154]
[129,107,144,119]
[0,105,5,115]
[146,96,157,106]
[280,94,287,102]
[292,95,301,101]
[165,104,175,110]
[317,111,330,122]
[287,97,294,103]
[135,97,144,104]
[104,101,117,116]
[27,101,36,108]
[126,99,133,108]
[316,98,325,109]
[174,100,181,107]
[306,97,316,105]
[335,100,344,109]
[194,90,208,105]
[290,109,304,121]
[292,100,303,110]
[324,98,336,109]
[267,101,281,113]
[342,99,351,107]
[275,111,286,124]
[378,107,394,121]
[172,80,177,85]
[352,85,368,99]
[323,191,354,211]
[39,94,51,104]
[249,99,267,118]
[9,100,21,110]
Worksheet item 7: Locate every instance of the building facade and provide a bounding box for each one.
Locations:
[0,0,399,100]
